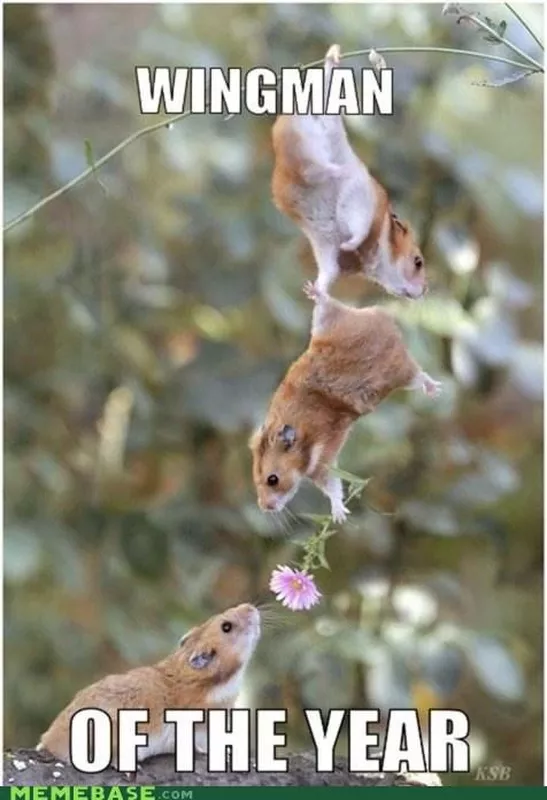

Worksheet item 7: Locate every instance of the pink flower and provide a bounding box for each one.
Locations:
[269,565,321,611]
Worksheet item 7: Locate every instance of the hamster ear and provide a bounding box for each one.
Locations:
[279,424,296,450]
[178,628,195,648]
[189,648,216,670]
[392,213,408,234]
[249,424,264,450]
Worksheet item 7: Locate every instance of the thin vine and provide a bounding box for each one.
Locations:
[4,8,543,234]
[504,3,544,51]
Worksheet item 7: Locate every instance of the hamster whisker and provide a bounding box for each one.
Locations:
[285,507,300,526]
[257,605,291,624]
[273,510,292,536]
[258,608,290,625]
[255,599,276,610]
[256,595,304,625]
[260,618,287,630]
[268,513,283,536]
[261,614,289,627]
[250,596,277,611]
[258,605,285,618]
[280,507,298,532]
[278,512,291,535]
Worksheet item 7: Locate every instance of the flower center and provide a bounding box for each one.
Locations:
[291,578,304,591]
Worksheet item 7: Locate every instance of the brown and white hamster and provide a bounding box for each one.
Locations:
[37,604,261,766]
[271,44,427,298]
[250,284,441,522]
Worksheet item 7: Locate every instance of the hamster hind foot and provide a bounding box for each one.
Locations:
[318,473,350,524]
[409,370,443,399]
[325,44,341,66]
[303,280,325,303]
[339,234,363,252]
[331,499,350,524]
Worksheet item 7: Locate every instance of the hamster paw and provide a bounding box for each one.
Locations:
[422,375,443,399]
[303,280,321,302]
[326,44,341,65]
[339,235,362,252]
[331,502,350,525]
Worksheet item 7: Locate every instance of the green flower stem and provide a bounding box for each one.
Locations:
[4,45,540,235]
[305,46,534,72]
[300,480,366,574]
[4,111,192,233]
[505,3,544,51]
[461,10,544,71]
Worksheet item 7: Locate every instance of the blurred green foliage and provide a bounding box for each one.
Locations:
[4,2,543,786]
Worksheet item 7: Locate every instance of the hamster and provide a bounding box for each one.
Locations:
[250,284,441,522]
[37,604,260,767]
[271,43,426,299]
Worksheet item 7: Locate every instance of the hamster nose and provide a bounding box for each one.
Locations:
[239,603,258,616]
[236,604,260,627]
[264,500,277,511]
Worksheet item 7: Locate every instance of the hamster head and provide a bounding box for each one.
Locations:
[250,423,307,513]
[386,213,427,299]
[178,604,261,680]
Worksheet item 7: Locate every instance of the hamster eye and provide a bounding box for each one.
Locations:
[221,621,233,633]
[267,474,279,487]
[414,255,424,270]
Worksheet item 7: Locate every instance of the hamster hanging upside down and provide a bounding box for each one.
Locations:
[250,284,441,523]
[271,43,427,298]
[37,604,260,767]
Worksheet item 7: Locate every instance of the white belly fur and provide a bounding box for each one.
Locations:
[138,723,176,762]
[138,721,209,761]
[136,668,244,762]
[209,668,243,705]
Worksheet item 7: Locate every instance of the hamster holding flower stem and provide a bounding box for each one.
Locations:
[250,284,441,523]
[37,604,260,766]
[271,43,427,298]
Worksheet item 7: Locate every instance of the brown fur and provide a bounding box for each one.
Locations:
[336,177,389,273]
[271,114,427,298]
[271,118,309,226]
[251,296,420,512]
[38,604,260,763]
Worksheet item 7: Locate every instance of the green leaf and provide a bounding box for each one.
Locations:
[84,138,94,167]
[481,17,507,45]
[293,538,313,550]
[317,547,331,571]
[330,467,371,488]
[300,513,333,524]
[84,138,108,194]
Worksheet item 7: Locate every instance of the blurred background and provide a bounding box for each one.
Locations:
[4,2,543,786]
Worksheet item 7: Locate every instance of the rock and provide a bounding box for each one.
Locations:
[4,749,442,787]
